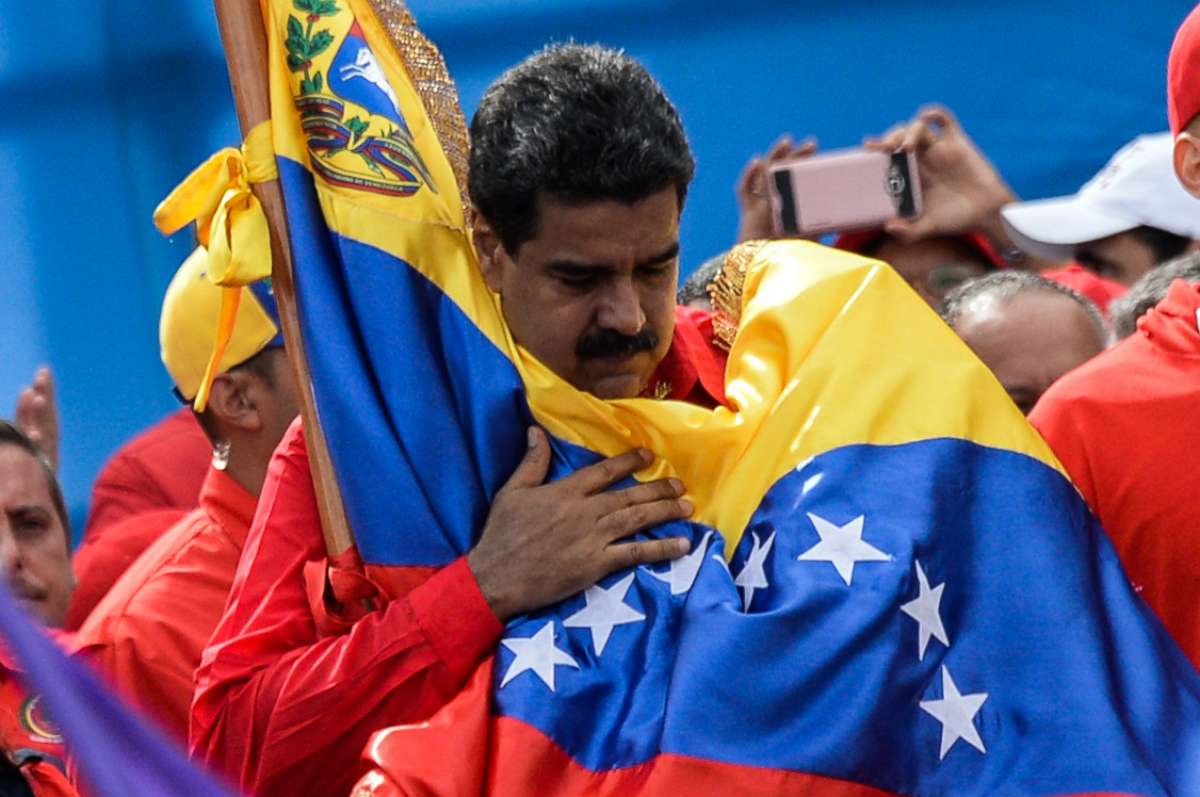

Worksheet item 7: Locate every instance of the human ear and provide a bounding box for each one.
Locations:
[206,371,263,434]
[471,208,507,293]
[1174,131,1200,198]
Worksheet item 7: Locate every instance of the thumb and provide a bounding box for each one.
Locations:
[882,217,934,243]
[502,426,552,492]
[736,158,764,199]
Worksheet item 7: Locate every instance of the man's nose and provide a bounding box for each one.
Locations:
[596,279,646,336]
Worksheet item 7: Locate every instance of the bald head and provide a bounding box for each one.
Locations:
[944,273,1107,414]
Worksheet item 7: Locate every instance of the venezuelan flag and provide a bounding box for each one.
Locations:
[247,1,1200,794]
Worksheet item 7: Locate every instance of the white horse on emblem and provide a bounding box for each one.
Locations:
[340,48,402,118]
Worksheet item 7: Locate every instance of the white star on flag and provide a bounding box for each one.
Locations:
[919,665,989,760]
[733,530,776,610]
[563,573,645,656]
[797,513,889,585]
[646,531,713,594]
[899,560,949,660]
[499,621,579,692]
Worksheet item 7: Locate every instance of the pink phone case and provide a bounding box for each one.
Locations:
[767,148,922,238]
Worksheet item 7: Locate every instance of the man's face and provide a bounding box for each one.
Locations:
[1074,231,1159,286]
[872,237,991,310]
[953,291,1105,414]
[0,445,72,627]
[255,348,302,450]
[477,188,681,399]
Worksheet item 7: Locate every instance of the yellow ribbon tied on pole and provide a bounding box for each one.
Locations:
[153,121,278,411]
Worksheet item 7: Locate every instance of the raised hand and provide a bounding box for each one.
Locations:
[865,105,1015,244]
[15,367,59,470]
[736,135,818,243]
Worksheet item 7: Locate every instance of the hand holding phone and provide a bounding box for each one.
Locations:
[768,148,922,238]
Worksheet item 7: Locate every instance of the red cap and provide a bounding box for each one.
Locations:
[1168,4,1200,135]
[1041,263,1127,314]
[833,230,1009,271]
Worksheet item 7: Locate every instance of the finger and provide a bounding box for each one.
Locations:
[882,217,932,243]
[898,120,936,153]
[15,388,35,428]
[592,477,684,516]
[736,158,765,199]
[917,104,957,133]
[871,123,908,151]
[605,536,691,571]
[765,135,794,163]
[785,138,818,161]
[28,394,48,425]
[500,426,552,492]
[564,447,653,495]
[600,497,694,542]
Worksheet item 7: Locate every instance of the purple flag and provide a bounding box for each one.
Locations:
[0,580,240,796]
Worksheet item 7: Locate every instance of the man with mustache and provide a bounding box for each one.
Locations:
[0,420,78,796]
[190,44,728,797]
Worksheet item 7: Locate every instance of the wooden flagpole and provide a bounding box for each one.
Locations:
[212,0,355,555]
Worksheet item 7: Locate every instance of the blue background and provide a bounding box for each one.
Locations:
[0,0,1192,535]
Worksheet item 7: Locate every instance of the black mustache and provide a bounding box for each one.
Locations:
[576,327,660,359]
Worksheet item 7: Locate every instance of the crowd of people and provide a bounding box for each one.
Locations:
[4,4,1200,796]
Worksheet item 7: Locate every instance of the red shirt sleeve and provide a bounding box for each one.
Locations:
[189,418,503,797]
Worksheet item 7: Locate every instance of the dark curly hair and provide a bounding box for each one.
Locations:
[468,43,695,254]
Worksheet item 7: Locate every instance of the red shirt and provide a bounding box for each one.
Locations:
[641,307,728,407]
[83,409,211,542]
[0,653,77,797]
[75,468,256,740]
[68,409,212,630]
[190,309,729,797]
[65,508,188,630]
[1030,279,1200,667]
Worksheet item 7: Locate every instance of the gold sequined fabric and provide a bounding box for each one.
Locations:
[707,241,762,352]
[366,0,471,202]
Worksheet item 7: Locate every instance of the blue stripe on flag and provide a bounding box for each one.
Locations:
[493,439,1200,795]
[279,157,529,565]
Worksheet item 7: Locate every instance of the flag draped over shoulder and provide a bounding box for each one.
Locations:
[249,0,1200,794]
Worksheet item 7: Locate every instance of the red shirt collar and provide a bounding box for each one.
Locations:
[640,306,728,407]
[199,466,259,550]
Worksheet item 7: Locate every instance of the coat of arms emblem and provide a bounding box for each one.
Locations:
[286,0,436,197]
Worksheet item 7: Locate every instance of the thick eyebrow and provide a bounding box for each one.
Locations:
[544,242,681,275]
[637,242,681,269]
[6,505,50,523]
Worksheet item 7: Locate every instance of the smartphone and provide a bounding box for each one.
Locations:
[768,148,922,237]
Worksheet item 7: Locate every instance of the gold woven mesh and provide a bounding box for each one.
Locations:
[366,0,471,203]
[707,241,762,352]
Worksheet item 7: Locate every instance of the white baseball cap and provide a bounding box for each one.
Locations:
[1001,132,1200,261]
